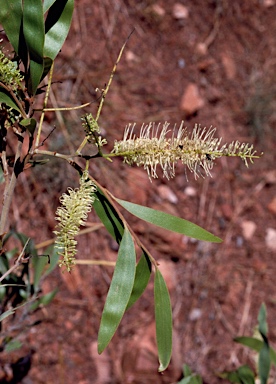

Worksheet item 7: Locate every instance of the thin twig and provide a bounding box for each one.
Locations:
[76,29,135,155]
[0,239,30,283]
[35,63,54,148]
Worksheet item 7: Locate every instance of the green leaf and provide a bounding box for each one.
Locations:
[258,303,268,337]
[43,245,60,276]
[154,268,172,372]
[116,198,222,243]
[234,337,276,366]
[0,0,23,54]
[94,189,124,244]
[126,251,151,310]
[40,57,53,82]
[27,58,44,96]
[94,188,151,310]
[23,0,45,94]
[20,118,37,134]
[178,376,202,384]
[30,288,58,311]
[23,0,44,61]
[219,365,255,384]
[32,255,49,293]
[0,87,21,113]
[43,0,57,13]
[98,229,136,354]
[258,304,270,384]
[4,339,22,352]
[0,308,16,322]
[178,365,203,384]
[44,0,74,60]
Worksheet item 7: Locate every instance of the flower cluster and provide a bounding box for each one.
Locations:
[0,48,23,91]
[112,121,260,180]
[81,113,107,148]
[54,171,96,271]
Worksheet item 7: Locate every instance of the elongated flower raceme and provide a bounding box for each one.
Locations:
[54,171,96,271]
[112,121,261,180]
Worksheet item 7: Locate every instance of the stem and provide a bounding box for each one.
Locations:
[0,239,30,283]
[35,63,54,148]
[0,140,23,245]
[33,148,74,161]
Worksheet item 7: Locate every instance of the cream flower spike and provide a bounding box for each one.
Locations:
[54,171,96,271]
[112,121,261,180]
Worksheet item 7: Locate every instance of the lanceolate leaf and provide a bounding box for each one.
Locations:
[219,365,255,384]
[23,0,44,61]
[93,188,124,244]
[116,198,222,243]
[32,254,49,293]
[44,0,74,60]
[0,87,21,113]
[154,268,172,372]
[22,0,44,94]
[126,251,151,310]
[234,337,276,365]
[98,228,136,353]
[0,0,23,54]
[258,304,271,384]
[94,187,152,309]
[43,0,57,13]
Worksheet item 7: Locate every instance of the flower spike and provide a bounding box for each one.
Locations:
[112,121,261,180]
[54,171,96,271]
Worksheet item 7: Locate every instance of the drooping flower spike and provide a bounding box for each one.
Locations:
[54,171,96,271]
[112,121,261,180]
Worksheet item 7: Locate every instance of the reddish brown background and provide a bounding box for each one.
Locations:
[2,1,276,383]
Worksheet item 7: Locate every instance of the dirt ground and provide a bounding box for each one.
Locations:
[1,1,276,383]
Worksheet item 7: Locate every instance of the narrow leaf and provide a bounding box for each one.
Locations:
[234,337,276,366]
[20,118,37,134]
[0,308,16,322]
[43,245,60,276]
[94,188,151,310]
[23,0,44,94]
[154,268,172,372]
[30,288,58,311]
[258,303,268,337]
[0,87,21,113]
[98,229,136,353]
[32,255,49,293]
[94,189,124,244]
[116,198,222,243]
[40,57,53,82]
[126,251,151,310]
[0,0,23,54]
[4,339,22,352]
[23,0,44,61]
[219,365,255,384]
[43,0,57,13]
[258,304,270,384]
[44,0,74,60]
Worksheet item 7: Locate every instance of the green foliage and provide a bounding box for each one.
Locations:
[154,268,172,372]
[98,229,136,353]
[116,198,222,243]
[0,0,263,378]
[220,304,275,384]
[0,233,58,352]
[0,0,74,96]
[177,364,202,384]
